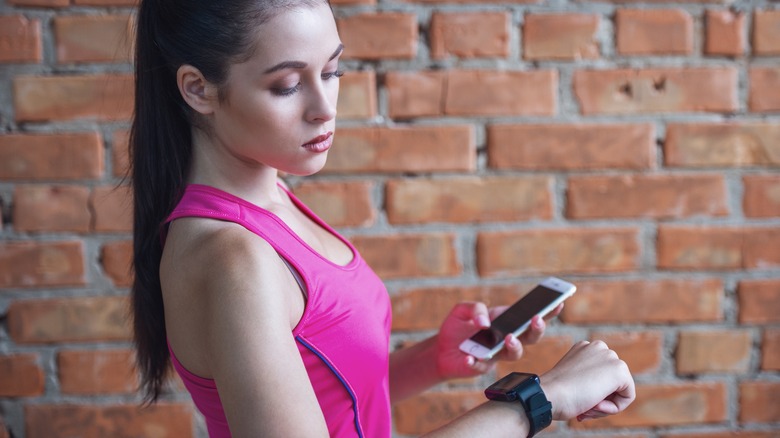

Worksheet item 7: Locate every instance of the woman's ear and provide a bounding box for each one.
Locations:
[177,65,219,115]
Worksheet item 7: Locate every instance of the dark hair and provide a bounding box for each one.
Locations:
[130,0,325,402]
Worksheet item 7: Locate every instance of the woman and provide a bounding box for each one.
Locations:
[130,0,635,436]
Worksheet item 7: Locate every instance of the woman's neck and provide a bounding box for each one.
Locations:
[188,128,285,207]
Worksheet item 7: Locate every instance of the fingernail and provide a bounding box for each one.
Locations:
[509,337,520,347]
[477,314,491,328]
[466,356,476,367]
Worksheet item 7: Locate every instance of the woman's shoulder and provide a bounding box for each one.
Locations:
[161,217,294,306]
[161,217,305,378]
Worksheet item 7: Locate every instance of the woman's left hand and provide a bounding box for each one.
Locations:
[434,301,563,380]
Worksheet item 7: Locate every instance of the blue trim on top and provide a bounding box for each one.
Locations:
[296,336,364,438]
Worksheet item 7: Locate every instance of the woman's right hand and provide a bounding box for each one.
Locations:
[540,340,636,422]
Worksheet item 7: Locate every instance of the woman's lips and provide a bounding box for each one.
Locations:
[302,132,333,153]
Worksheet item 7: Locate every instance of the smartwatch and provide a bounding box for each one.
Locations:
[485,372,552,438]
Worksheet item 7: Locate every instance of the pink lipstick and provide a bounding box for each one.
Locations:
[302,132,333,153]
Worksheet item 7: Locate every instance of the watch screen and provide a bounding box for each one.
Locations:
[491,372,534,392]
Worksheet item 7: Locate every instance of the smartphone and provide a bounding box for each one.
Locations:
[458,277,576,361]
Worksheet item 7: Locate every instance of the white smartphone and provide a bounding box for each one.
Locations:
[458,277,576,361]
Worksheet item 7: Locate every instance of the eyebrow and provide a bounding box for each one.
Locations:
[263,43,344,74]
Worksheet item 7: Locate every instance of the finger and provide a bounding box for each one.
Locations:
[610,381,637,412]
[469,358,497,375]
[519,315,545,345]
[500,334,524,361]
[544,303,564,320]
[450,302,491,328]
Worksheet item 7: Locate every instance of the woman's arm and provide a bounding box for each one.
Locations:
[422,340,636,438]
[390,302,557,403]
[169,224,330,437]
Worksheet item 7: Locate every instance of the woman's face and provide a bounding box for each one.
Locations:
[207,2,342,177]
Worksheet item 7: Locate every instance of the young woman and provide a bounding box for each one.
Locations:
[130,0,636,436]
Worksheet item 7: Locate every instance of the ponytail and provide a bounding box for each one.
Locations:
[129,0,192,403]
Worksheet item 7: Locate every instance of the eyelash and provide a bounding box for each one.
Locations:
[273,70,344,97]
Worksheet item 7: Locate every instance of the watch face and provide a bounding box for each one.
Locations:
[490,372,537,392]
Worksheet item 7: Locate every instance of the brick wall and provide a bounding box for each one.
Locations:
[0,0,778,436]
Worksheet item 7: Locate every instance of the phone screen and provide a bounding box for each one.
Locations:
[469,285,563,349]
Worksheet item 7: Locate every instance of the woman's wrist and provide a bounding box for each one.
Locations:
[539,375,561,421]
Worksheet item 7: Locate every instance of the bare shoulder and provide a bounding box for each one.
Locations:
[162,217,291,305]
[161,217,328,436]
[161,217,302,375]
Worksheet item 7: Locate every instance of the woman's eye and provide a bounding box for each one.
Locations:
[272,82,302,97]
[322,70,344,80]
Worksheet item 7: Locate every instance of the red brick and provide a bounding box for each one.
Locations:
[477,228,640,276]
[658,226,780,270]
[351,233,459,279]
[91,185,133,232]
[743,174,780,218]
[496,335,574,376]
[739,381,780,423]
[591,331,663,375]
[25,403,193,438]
[337,13,417,60]
[583,0,734,2]
[0,133,104,180]
[391,284,533,331]
[574,67,737,115]
[102,240,133,287]
[292,180,375,227]
[326,125,475,173]
[393,391,484,435]
[0,241,85,288]
[72,0,138,5]
[749,67,780,112]
[445,70,557,116]
[567,174,728,219]
[386,71,446,118]
[0,354,45,397]
[8,296,131,344]
[0,15,42,63]
[676,330,752,374]
[616,9,693,55]
[12,185,91,233]
[665,123,780,168]
[662,432,778,438]
[430,12,509,59]
[571,382,726,429]
[753,10,780,55]
[488,123,655,171]
[14,74,134,122]
[337,70,377,119]
[58,349,137,395]
[524,13,599,60]
[7,0,68,6]
[112,130,130,178]
[738,279,780,324]
[762,329,780,371]
[705,10,745,56]
[387,70,557,118]
[386,176,552,224]
[54,15,133,63]
[406,0,537,3]
[561,279,723,324]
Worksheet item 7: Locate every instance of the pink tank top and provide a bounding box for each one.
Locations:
[164,184,392,437]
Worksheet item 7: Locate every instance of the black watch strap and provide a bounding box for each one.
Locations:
[485,372,552,438]
[521,390,552,437]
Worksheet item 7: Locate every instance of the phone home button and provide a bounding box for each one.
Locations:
[469,345,480,354]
